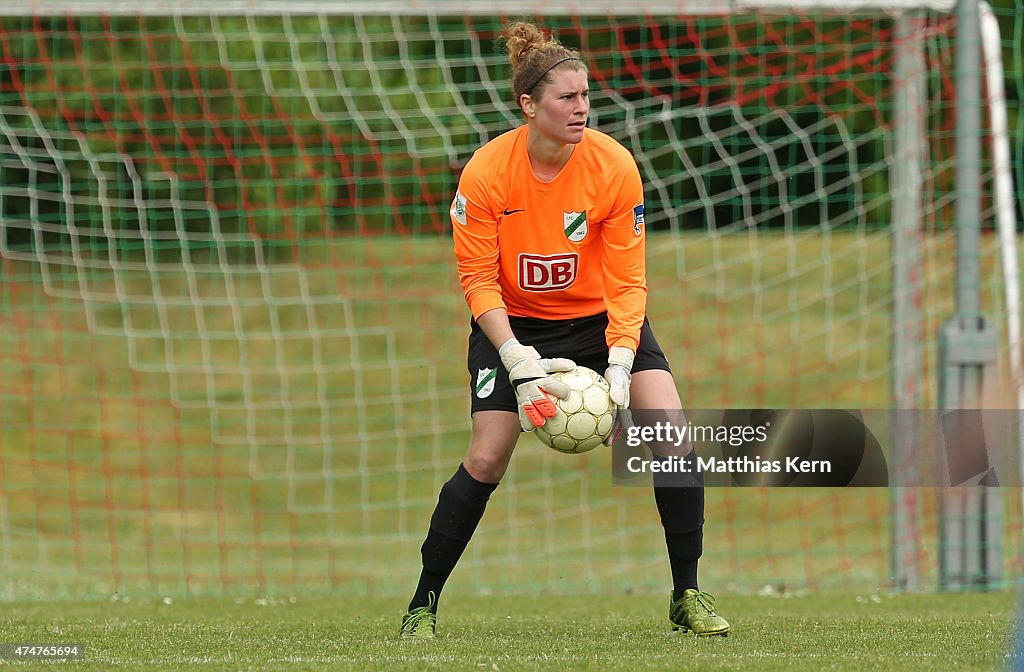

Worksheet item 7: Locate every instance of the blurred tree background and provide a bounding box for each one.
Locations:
[0,5,1020,248]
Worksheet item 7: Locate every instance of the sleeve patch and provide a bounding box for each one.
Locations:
[632,203,645,236]
[451,190,467,226]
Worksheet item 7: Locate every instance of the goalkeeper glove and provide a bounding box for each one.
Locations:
[605,346,634,408]
[603,347,635,446]
[498,338,575,431]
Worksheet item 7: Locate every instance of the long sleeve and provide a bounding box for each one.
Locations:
[600,161,647,351]
[451,164,506,319]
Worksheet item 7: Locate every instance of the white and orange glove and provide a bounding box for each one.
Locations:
[603,346,635,446]
[498,338,575,431]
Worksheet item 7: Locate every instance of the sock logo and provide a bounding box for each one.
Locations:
[475,367,496,398]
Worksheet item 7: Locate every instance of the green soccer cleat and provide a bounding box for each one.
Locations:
[668,589,731,637]
[400,592,437,640]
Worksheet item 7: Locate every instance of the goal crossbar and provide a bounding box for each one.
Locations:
[12,0,957,17]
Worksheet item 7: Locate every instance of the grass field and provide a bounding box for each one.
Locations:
[1,592,1016,670]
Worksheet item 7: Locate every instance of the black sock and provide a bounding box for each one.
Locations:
[653,454,704,597]
[409,463,498,613]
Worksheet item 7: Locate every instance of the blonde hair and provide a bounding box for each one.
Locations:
[502,21,586,107]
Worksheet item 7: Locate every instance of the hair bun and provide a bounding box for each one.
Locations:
[501,20,586,108]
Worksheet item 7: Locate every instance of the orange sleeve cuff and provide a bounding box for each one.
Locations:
[608,334,640,353]
[468,292,507,320]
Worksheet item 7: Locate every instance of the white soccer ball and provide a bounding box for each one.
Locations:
[534,366,615,455]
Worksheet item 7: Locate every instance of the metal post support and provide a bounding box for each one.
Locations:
[890,11,926,592]
[938,318,1002,589]
[937,0,1002,592]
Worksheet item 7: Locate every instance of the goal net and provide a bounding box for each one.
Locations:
[0,1,1021,598]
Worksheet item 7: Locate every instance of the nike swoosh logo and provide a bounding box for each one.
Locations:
[503,209,525,216]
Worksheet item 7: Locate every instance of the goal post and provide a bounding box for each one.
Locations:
[0,0,1020,598]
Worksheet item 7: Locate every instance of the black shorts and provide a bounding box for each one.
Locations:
[467,312,671,415]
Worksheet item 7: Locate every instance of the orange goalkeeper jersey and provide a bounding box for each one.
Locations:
[450,126,647,351]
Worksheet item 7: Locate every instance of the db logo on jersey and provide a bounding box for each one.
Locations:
[519,253,578,291]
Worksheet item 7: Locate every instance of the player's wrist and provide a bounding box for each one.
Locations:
[608,346,635,370]
[497,337,520,358]
[498,338,540,375]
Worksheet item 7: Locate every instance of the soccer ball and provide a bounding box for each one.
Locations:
[534,366,615,454]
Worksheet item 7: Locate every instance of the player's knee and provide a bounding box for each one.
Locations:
[463,452,508,484]
[465,417,518,483]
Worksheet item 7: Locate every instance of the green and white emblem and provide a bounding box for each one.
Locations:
[563,210,588,242]
[475,367,496,398]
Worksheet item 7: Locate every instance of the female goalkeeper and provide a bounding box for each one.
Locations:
[400,21,729,639]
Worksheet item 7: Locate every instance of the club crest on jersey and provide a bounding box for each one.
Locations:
[563,210,588,242]
[475,367,496,398]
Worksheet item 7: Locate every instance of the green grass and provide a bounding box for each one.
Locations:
[1,592,1016,670]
